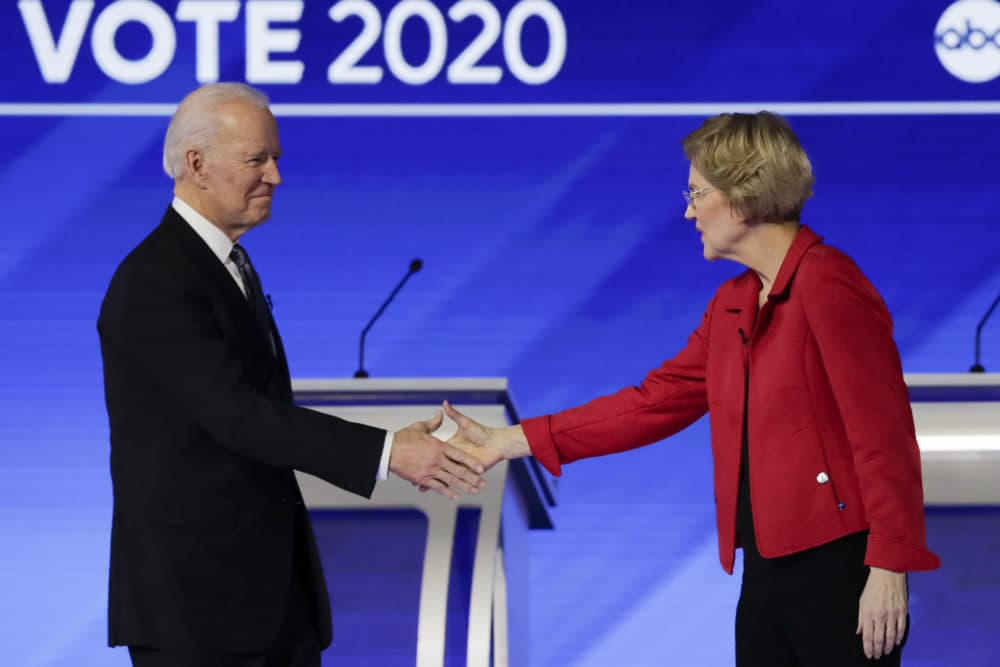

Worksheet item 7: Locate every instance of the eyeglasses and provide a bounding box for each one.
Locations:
[682,186,715,207]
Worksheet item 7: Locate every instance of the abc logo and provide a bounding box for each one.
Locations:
[935,0,1000,82]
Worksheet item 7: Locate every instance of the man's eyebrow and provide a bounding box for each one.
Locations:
[244,149,281,160]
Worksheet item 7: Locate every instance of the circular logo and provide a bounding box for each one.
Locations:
[935,0,1000,82]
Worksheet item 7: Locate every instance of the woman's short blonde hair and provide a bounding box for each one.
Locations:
[682,111,814,223]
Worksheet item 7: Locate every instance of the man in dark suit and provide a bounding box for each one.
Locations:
[98,82,485,667]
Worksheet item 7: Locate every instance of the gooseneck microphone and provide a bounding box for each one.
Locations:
[354,259,423,378]
[970,289,1000,373]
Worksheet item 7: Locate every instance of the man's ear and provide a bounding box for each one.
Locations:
[184,149,208,188]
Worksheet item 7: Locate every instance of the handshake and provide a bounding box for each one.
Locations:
[387,400,531,500]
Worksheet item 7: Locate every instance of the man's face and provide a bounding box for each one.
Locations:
[200,102,282,239]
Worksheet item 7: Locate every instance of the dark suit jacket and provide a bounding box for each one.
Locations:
[98,206,386,652]
[523,226,939,575]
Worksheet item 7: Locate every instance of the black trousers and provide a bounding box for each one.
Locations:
[130,567,320,667]
[130,526,322,667]
[735,534,909,667]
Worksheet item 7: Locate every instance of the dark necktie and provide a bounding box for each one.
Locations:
[229,244,276,356]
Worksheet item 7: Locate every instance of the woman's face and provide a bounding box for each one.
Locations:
[684,164,747,261]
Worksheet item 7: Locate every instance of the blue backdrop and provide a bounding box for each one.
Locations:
[1,1,999,665]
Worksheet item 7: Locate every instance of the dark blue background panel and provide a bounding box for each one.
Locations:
[5,1,1000,102]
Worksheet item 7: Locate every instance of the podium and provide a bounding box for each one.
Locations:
[907,373,1000,505]
[292,378,554,667]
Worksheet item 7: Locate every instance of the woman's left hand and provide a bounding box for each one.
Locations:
[856,566,908,659]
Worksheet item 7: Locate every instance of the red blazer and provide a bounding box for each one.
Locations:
[522,226,940,574]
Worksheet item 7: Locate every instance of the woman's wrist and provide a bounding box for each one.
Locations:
[495,425,531,460]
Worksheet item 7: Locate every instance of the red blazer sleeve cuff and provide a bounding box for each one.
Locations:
[865,533,941,572]
[521,415,563,477]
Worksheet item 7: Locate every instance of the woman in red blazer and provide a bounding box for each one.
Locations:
[444,111,939,666]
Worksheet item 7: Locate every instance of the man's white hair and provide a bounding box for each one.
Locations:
[162,82,270,180]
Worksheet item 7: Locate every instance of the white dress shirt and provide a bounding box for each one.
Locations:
[171,197,394,480]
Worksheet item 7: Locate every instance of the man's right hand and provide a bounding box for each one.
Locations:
[389,410,486,500]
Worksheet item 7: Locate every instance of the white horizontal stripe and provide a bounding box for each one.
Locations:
[0,103,178,116]
[919,434,1000,453]
[2,101,1000,117]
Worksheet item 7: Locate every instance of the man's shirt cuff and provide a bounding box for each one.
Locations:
[376,431,393,480]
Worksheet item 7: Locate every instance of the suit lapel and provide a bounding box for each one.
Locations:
[722,271,761,344]
[159,207,250,313]
[157,207,292,397]
[719,226,825,345]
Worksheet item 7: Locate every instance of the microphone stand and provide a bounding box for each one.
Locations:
[354,259,423,378]
[970,290,1000,373]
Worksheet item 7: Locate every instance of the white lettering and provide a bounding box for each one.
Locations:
[503,0,566,85]
[17,0,569,88]
[384,0,447,85]
[246,0,304,84]
[91,0,176,85]
[447,0,502,84]
[176,0,240,84]
[327,0,383,84]
[18,0,94,84]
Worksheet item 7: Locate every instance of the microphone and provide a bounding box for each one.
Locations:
[970,289,1000,373]
[354,258,423,378]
